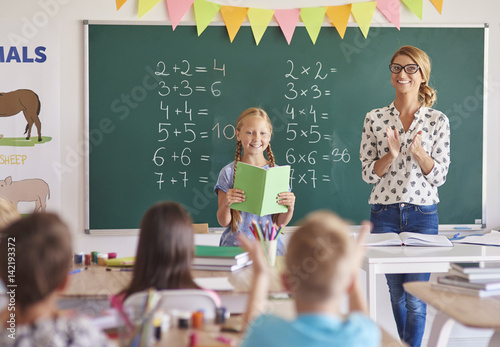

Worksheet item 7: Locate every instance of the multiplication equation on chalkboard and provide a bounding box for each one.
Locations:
[280,59,351,190]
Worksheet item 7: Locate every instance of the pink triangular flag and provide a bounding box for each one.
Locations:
[165,0,195,30]
[274,9,300,45]
[377,0,400,30]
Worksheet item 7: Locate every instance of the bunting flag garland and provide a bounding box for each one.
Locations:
[116,0,127,11]
[220,6,248,42]
[274,9,300,45]
[247,8,274,45]
[193,0,221,36]
[300,7,326,44]
[430,0,443,14]
[377,0,401,30]
[138,0,161,18]
[401,0,423,20]
[117,0,445,44]
[166,0,195,30]
[351,1,377,38]
[325,4,352,39]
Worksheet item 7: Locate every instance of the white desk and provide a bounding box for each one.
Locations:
[362,243,500,320]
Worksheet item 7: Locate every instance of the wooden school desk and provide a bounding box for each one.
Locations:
[362,243,500,320]
[63,261,407,346]
[404,281,500,347]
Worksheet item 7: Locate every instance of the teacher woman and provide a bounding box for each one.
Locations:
[359,46,451,347]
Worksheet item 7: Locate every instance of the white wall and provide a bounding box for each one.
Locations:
[2,1,500,345]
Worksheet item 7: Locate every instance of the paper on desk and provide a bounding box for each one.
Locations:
[194,277,235,291]
[453,231,500,246]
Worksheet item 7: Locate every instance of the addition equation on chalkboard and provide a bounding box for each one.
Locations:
[150,58,349,191]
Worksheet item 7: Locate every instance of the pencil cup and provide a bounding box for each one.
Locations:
[263,240,277,267]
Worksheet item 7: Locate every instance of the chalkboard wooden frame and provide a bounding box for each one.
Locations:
[84,21,487,234]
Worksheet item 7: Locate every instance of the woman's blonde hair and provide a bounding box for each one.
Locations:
[230,107,276,233]
[391,45,437,107]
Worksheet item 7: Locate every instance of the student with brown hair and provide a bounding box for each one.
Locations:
[239,211,380,347]
[215,107,295,255]
[122,201,216,300]
[0,213,110,346]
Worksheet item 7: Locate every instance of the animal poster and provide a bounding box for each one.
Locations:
[0,20,60,214]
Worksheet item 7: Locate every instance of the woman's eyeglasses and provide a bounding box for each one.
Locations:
[389,63,420,74]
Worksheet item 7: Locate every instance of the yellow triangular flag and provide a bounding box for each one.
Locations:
[116,0,127,11]
[193,0,221,36]
[138,0,161,18]
[351,1,377,38]
[247,8,274,45]
[325,4,351,39]
[430,0,443,14]
[300,7,326,44]
[401,0,423,20]
[220,6,248,42]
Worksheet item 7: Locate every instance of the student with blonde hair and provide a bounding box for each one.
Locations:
[239,211,380,347]
[0,198,20,231]
[0,213,110,346]
[215,107,295,255]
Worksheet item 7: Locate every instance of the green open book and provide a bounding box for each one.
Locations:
[231,162,291,217]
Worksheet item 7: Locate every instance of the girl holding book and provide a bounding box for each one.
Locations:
[359,46,451,347]
[214,107,295,255]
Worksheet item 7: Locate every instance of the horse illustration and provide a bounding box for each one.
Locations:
[0,89,42,141]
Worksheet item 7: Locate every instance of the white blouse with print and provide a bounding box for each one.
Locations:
[359,102,451,205]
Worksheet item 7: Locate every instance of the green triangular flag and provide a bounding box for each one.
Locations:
[193,0,221,36]
[402,0,423,20]
[300,7,326,44]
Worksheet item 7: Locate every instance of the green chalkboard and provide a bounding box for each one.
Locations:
[85,22,485,232]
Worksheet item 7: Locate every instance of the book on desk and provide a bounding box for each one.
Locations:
[362,232,453,247]
[433,261,500,297]
[193,245,252,271]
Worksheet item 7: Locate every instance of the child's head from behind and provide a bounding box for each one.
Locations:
[127,201,197,295]
[0,198,20,231]
[0,213,72,312]
[285,210,355,303]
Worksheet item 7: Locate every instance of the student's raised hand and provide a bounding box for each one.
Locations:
[353,221,371,270]
[237,232,268,276]
[386,126,400,159]
[224,188,245,207]
[277,191,295,210]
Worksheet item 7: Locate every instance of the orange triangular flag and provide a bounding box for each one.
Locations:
[116,0,127,10]
[325,4,351,39]
[221,6,248,42]
[430,0,443,14]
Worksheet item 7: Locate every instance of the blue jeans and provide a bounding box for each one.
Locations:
[370,203,438,347]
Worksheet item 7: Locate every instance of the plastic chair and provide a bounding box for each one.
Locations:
[123,289,221,322]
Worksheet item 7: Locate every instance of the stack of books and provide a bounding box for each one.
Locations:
[192,245,252,271]
[432,262,500,297]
